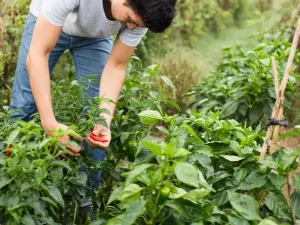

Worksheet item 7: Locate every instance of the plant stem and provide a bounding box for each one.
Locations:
[159,212,172,225]
[287,174,296,224]
[73,200,78,224]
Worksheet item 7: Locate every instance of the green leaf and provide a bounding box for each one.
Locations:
[107,186,124,205]
[122,198,146,225]
[270,173,285,190]
[164,141,177,157]
[118,184,143,202]
[191,222,204,225]
[222,101,238,118]
[198,170,214,191]
[291,192,300,218]
[49,160,72,171]
[175,162,199,188]
[265,192,291,221]
[0,159,6,166]
[180,124,198,137]
[68,172,87,186]
[170,148,191,158]
[0,176,14,189]
[156,126,169,135]
[90,220,107,225]
[42,185,64,206]
[39,138,52,148]
[167,198,211,221]
[260,58,270,66]
[258,218,278,225]
[261,159,279,169]
[220,155,245,162]
[195,145,214,156]
[141,140,164,156]
[22,215,35,225]
[160,76,175,89]
[233,168,247,185]
[123,164,152,187]
[239,172,267,190]
[7,196,19,208]
[227,216,250,225]
[187,136,204,147]
[182,189,210,203]
[169,187,187,199]
[138,110,164,125]
[40,197,58,208]
[211,191,228,206]
[190,154,214,173]
[7,128,20,144]
[107,215,123,225]
[228,191,261,221]
[163,100,181,111]
[120,132,130,145]
[293,174,300,193]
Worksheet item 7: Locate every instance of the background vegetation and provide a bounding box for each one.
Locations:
[1,0,300,224]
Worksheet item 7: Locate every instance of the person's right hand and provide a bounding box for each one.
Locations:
[43,122,82,157]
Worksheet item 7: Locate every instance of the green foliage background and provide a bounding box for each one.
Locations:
[1,0,300,224]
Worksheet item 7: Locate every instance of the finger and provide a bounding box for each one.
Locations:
[66,144,81,153]
[66,150,80,157]
[60,154,69,159]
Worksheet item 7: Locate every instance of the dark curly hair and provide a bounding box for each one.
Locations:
[125,0,177,33]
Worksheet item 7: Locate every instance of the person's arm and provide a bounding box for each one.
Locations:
[27,13,61,130]
[27,13,81,156]
[85,36,136,148]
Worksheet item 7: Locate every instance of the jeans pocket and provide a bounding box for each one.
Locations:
[24,12,37,33]
[27,12,37,21]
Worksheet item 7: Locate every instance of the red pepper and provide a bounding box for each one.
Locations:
[5,144,12,157]
[89,132,108,143]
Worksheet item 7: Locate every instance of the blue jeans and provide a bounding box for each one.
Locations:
[9,12,113,195]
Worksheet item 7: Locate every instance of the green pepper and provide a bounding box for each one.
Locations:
[257,165,269,175]
[67,130,83,141]
[158,186,170,205]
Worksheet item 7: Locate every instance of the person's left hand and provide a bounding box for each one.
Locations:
[85,124,111,148]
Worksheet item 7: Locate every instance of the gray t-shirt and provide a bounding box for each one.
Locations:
[30,0,148,47]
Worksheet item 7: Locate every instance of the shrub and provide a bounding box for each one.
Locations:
[155,53,200,113]
[0,0,30,106]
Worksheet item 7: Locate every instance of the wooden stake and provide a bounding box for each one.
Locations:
[259,58,279,161]
[260,17,300,160]
[269,16,300,154]
[272,57,279,99]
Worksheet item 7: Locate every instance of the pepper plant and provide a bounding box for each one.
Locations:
[188,28,299,126]
[97,110,300,225]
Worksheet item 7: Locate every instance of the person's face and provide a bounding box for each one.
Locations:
[110,0,145,30]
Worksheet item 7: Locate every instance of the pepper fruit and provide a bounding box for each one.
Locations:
[5,144,12,157]
[257,165,270,175]
[89,132,108,143]
[158,186,170,205]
